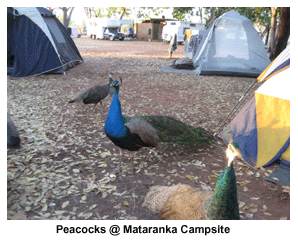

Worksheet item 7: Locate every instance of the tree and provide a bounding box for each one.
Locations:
[84,7,104,18]
[268,7,278,54]
[196,7,203,23]
[204,7,271,28]
[60,7,74,28]
[172,7,194,20]
[135,7,169,19]
[209,7,216,26]
[269,7,290,60]
[106,7,130,19]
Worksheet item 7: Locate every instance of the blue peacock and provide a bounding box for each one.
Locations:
[104,79,160,173]
[104,78,213,173]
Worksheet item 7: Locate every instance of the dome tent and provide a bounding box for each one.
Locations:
[219,46,290,169]
[192,10,271,77]
[7,7,83,78]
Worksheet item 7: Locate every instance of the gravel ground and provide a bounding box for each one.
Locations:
[7,36,289,221]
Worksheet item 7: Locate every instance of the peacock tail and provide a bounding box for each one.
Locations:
[123,115,213,146]
[206,164,240,220]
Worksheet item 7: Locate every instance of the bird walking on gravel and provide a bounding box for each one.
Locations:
[104,79,160,174]
[68,73,115,111]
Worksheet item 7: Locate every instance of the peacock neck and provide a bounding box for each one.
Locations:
[206,164,240,220]
[105,89,128,137]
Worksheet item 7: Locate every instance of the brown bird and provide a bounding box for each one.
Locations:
[142,142,241,220]
[69,73,115,111]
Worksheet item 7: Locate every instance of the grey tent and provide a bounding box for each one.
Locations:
[192,10,271,77]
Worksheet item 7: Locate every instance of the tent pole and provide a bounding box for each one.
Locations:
[213,79,258,137]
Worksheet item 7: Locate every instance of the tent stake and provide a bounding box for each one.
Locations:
[213,79,258,137]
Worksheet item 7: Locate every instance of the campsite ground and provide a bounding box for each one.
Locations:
[7,37,290,221]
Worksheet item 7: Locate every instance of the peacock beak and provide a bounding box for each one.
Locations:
[110,81,119,87]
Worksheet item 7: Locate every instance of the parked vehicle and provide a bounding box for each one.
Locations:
[162,21,205,44]
[104,28,125,41]
[86,18,132,41]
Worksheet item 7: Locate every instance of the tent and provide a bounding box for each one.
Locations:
[7,7,83,78]
[219,46,290,169]
[192,10,271,77]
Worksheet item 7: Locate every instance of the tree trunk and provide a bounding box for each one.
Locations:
[119,7,126,20]
[209,7,216,26]
[261,25,270,41]
[268,7,278,54]
[84,7,92,18]
[269,7,290,60]
[68,7,75,26]
[197,7,203,23]
[61,7,74,28]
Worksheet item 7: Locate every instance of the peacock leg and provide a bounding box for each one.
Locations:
[118,147,123,173]
[93,103,98,112]
[129,151,135,174]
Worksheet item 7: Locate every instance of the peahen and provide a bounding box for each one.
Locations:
[104,79,160,173]
[69,73,115,111]
[7,113,21,149]
[142,142,240,220]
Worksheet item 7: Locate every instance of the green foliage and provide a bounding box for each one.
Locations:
[106,7,130,19]
[84,7,130,19]
[172,7,194,21]
[136,7,170,19]
[84,7,105,18]
[204,7,272,28]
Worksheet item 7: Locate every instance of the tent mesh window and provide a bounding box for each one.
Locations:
[44,17,66,43]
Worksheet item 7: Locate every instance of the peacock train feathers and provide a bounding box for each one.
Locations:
[123,115,213,146]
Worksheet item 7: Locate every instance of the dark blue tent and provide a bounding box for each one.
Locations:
[7,7,83,78]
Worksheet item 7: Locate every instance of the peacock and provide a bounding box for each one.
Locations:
[104,79,160,173]
[7,113,20,149]
[142,142,240,220]
[104,79,214,173]
[68,73,115,111]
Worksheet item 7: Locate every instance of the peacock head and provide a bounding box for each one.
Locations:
[108,73,114,84]
[110,80,121,91]
[226,141,241,167]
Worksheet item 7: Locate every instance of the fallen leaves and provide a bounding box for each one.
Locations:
[7,39,289,221]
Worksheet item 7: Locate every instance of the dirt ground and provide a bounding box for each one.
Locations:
[7,37,290,220]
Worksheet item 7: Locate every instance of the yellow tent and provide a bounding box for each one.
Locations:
[220,46,290,168]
